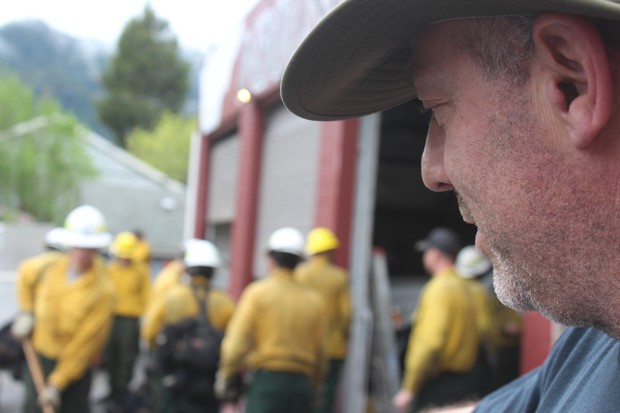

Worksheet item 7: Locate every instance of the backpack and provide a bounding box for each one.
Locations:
[0,257,57,381]
[155,285,223,402]
[0,320,24,380]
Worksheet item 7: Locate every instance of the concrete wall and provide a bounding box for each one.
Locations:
[80,133,186,259]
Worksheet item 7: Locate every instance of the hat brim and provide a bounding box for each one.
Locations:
[281,0,620,121]
[62,229,112,249]
[269,248,304,257]
[414,240,432,252]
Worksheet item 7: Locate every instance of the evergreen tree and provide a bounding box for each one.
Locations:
[0,71,97,223]
[97,5,189,147]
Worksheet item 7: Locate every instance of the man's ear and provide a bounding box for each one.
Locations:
[533,14,613,149]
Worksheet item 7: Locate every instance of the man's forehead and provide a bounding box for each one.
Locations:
[410,21,455,59]
[411,22,465,90]
[412,18,470,58]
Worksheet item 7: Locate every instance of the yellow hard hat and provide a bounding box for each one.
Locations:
[305,227,339,256]
[110,231,139,259]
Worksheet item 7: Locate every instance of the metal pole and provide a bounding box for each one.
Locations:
[369,250,401,412]
[342,113,380,413]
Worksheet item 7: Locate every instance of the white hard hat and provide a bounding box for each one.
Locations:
[44,227,66,250]
[268,227,305,256]
[184,239,221,268]
[456,245,492,279]
[182,238,202,252]
[61,205,112,249]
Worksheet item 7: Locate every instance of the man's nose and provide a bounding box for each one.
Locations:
[420,121,453,192]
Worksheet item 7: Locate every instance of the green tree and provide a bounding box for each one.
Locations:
[97,5,190,147]
[127,111,194,183]
[0,72,97,223]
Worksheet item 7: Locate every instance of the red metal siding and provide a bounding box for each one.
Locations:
[229,103,264,299]
[314,120,359,269]
[193,133,212,239]
[521,312,553,374]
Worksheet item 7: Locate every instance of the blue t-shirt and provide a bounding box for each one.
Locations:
[475,327,620,412]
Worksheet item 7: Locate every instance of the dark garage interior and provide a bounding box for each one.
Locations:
[373,99,477,314]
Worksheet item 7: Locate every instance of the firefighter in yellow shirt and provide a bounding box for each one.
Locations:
[295,227,351,413]
[13,227,67,321]
[148,240,196,312]
[456,246,522,392]
[393,227,479,413]
[456,245,522,395]
[12,205,115,413]
[101,231,151,408]
[486,293,522,390]
[140,240,195,411]
[151,259,184,303]
[455,245,495,396]
[141,239,235,413]
[216,227,327,413]
[131,229,151,264]
[144,239,203,347]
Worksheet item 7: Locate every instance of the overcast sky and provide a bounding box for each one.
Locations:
[0,0,260,51]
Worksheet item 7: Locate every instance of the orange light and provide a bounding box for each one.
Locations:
[236,88,252,103]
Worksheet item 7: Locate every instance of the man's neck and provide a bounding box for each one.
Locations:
[431,262,453,276]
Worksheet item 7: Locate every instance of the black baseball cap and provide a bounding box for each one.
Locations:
[415,227,462,258]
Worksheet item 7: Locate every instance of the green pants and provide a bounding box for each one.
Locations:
[158,385,219,413]
[102,316,139,398]
[490,345,520,391]
[147,350,164,412]
[246,370,314,413]
[314,358,344,413]
[23,354,92,413]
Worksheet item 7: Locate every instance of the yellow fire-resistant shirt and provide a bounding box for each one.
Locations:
[150,259,184,305]
[106,260,151,317]
[140,276,235,346]
[488,293,522,350]
[16,250,64,312]
[32,255,115,390]
[402,267,479,395]
[295,255,352,359]
[219,269,327,384]
[464,278,492,344]
[133,239,151,263]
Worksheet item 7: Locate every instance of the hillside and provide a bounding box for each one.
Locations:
[0,20,201,141]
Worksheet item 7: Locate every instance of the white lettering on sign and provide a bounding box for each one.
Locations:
[237,0,340,94]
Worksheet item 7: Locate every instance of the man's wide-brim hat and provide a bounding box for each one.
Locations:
[281,0,620,121]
